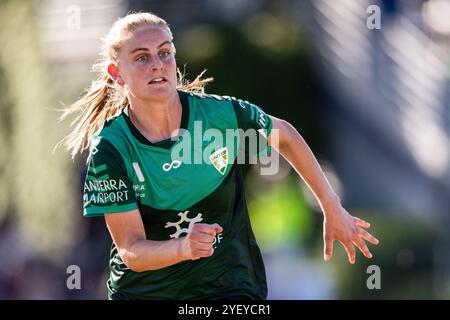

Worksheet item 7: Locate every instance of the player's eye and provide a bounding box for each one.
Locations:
[159,51,170,58]
[136,55,148,62]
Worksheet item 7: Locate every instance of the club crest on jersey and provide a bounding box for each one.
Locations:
[209,147,228,175]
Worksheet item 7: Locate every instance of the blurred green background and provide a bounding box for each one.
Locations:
[1,0,450,299]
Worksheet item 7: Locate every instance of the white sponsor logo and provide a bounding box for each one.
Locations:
[83,179,130,205]
[164,211,224,248]
[162,160,182,172]
[165,211,203,238]
[257,109,266,128]
[133,184,146,199]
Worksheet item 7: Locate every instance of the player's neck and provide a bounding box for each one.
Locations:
[128,92,182,143]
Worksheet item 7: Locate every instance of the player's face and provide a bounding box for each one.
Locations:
[117,26,177,101]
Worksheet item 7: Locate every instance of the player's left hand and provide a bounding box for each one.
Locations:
[323,206,379,264]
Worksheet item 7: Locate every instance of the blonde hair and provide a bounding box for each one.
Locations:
[58,12,213,160]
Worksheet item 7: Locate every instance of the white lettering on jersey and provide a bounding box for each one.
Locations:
[132,162,145,182]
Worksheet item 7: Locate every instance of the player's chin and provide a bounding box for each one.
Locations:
[144,86,174,99]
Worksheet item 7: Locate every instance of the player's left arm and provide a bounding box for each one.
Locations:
[267,115,379,264]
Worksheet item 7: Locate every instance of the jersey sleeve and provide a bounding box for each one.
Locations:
[83,138,138,217]
[231,98,273,159]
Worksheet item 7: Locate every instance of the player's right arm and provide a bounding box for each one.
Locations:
[104,211,222,272]
[83,138,222,272]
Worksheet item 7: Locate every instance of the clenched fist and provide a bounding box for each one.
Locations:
[178,223,223,261]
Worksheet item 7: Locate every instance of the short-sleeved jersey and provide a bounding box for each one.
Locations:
[83,90,273,299]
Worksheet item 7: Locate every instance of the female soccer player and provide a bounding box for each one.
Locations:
[61,12,379,299]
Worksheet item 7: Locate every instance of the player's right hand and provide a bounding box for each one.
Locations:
[179,223,223,261]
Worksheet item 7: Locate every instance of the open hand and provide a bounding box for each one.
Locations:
[323,206,379,264]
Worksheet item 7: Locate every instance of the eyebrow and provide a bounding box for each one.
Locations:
[129,41,172,55]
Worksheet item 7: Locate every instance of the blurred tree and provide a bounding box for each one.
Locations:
[0,0,79,262]
[0,63,13,222]
[247,176,313,252]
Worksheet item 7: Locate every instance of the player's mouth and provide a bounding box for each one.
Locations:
[148,77,167,85]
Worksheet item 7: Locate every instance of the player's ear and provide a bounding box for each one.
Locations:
[107,63,125,86]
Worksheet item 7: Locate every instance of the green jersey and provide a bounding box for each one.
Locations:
[83,90,273,299]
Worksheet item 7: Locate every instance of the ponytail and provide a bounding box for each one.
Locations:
[57,65,128,160]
